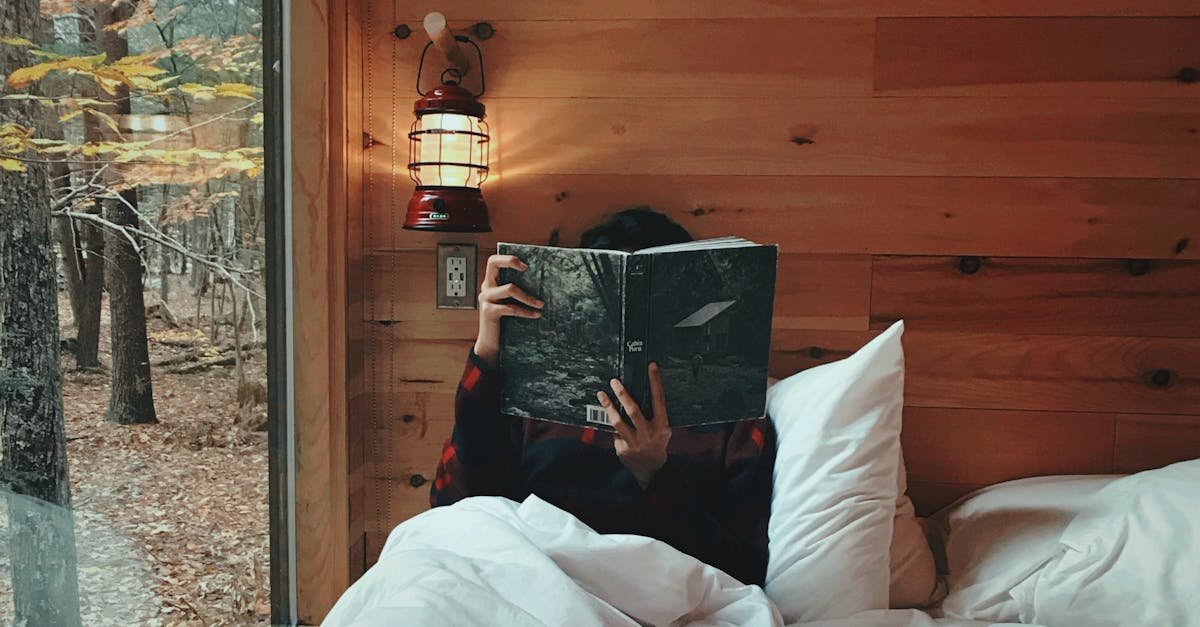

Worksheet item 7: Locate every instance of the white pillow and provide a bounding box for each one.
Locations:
[890,455,937,609]
[927,474,1119,622]
[1013,459,1200,627]
[765,320,905,622]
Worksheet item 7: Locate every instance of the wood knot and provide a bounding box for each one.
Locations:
[401,414,415,423]
[471,22,495,40]
[790,136,815,146]
[610,123,626,135]
[409,474,427,488]
[691,207,714,217]
[1176,238,1190,255]
[547,229,560,246]
[554,191,569,203]
[1125,259,1151,276]
[1175,67,1198,84]
[393,24,412,39]
[1149,369,1174,388]
[957,256,982,275]
[807,346,825,359]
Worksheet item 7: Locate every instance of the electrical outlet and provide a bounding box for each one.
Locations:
[436,243,477,309]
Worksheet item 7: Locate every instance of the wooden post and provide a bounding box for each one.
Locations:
[423,11,472,74]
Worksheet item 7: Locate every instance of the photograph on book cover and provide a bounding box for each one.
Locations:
[499,244,623,427]
[647,246,776,427]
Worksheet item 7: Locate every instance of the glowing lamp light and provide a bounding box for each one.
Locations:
[404,32,491,232]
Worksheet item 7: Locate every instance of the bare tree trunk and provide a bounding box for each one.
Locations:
[96,0,156,424]
[67,9,109,371]
[105,190,157,424]
[75,214,105,369]
[54,217,85,324]
[0,1,83,623]
[159,234,171,304]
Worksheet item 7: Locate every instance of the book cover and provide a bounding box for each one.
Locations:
[498,239,777,430]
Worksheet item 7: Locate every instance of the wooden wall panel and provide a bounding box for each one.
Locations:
[372,0,1200,19]
[368,19,876,99]
[904,332,1200,414]
[902,407,1116,485]
[293,0,351,619]
[876,18,1200,97]
[364,175,1200,260]
[1114,415,1200,473]
[772,330,1200,414]
[905,482,986,517]
[364,250,872,332]
[364,98,1200,178]
[872,257,1200,337]
[347,0,1200,579]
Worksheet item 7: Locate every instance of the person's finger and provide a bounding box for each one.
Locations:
[482,254,527,289]
[598,390,633,437]
[648,362,669,426]
[479,284,542,311]
[496,283,544,309]
[610,378,649,432]
[492,303,541,320]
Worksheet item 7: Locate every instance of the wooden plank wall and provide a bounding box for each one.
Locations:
[350,0,1200,575]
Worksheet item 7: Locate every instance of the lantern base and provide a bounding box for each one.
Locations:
[404,187,492,232]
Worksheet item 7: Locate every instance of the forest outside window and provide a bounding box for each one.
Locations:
[1,0,283,624]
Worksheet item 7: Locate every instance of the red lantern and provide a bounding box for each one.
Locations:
[404,37,491,232]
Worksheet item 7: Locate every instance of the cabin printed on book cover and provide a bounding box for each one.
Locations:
[498,239,777,430]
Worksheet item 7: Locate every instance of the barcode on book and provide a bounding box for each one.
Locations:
[585,404,611,425]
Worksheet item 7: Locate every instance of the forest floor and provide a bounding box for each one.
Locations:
[0,290,270,626]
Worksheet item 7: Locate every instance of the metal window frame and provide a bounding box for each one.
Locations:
[263,0,297,623]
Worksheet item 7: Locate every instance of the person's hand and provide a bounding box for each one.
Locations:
[597,362,671,489]
[474,254,543,368]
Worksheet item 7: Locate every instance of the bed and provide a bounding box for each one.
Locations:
[326,322,1199,626]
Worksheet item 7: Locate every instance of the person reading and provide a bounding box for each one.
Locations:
[430,208,777,586]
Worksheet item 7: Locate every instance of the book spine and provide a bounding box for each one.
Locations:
[621,255,652,416]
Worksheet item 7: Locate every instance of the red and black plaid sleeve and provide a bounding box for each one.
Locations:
[429,351,525,507]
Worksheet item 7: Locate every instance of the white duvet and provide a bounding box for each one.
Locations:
[324,495,782,626]
[324,496,1005,627]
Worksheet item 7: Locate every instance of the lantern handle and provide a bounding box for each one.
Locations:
[416,36,485,98]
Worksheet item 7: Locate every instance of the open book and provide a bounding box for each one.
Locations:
[498,237,778,429]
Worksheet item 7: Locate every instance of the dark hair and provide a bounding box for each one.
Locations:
[579,206,693,251]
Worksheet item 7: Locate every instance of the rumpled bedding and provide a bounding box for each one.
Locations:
[323,496,1010,627]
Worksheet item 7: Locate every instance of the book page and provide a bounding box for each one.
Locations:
[635,236,758,255]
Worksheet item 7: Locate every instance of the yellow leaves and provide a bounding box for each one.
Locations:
[0,36,35,47]
[85,108,122,135]
[0,124,33,171]
[179,83,215,100]
[179,82,260,102]
[214,83,258,100]
[8,62,61,88]
[250,112,264,129]
[112,53,168,78]
[59,109,84,123]
[6,51,169,96]
[6,52,107,88]
[0,123,34,153]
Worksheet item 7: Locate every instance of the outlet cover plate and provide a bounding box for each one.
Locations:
[436,243,478,310]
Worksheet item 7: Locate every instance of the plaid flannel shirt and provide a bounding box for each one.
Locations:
[430,350,777,586]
